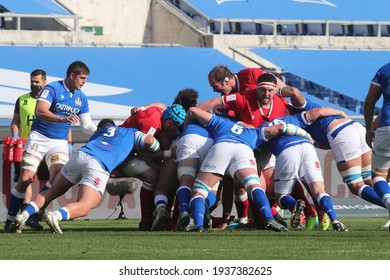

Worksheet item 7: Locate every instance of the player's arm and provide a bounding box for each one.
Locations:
[364,83,382,147]
[198,96,223,112]
[35,100,79,123]
[131,103,167,115]
[79,113,97,135]
[184,106,212,127]
[10,112,20,139]
[304,107,346,124]
[278,86,305,107]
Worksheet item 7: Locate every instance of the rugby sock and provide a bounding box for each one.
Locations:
[270,202,278,216]
[250,187,273,219]
[373,177,390,210]
[206,191,217,208]
[234,192,249,219]
[279,195,297,210]
[359,185,385,207]
[190,196,206,227]
[7,188,25,220]
[318,193,337,222]
[176,186,192,214]
[23,201,39,217]
[291,181,316,216]
[57,207,70,221]
[140,183,155,224]
[154,194,168,211]
[39,182,52,193]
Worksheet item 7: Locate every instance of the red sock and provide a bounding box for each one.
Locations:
[170,198,180,224]
[234,192,249,219]
[140,186,155,224]
[270,202,279,216]
[291,181,317,217]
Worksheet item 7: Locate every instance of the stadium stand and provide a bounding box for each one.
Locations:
[249,48,389,114]
[0,0,78,31]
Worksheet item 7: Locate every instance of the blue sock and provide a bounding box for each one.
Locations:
[279,195,297,210]
[7,190,25,220]
[58,208,69,220]
[360,185,385,207]
[176,186,192,213]
[24,203,37,216]
[373,178,390,209]
[190,196,206,227]
[154,194,168,210]
[206,192,216,209]
[318,194,337,222]
[39,182,52,193]
[251,188,272,219]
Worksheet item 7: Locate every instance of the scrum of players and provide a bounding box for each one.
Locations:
[8,63,388,234]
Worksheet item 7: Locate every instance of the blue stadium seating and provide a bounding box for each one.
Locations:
[250,48,389,113]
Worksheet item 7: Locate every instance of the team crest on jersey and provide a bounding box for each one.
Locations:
[75,97,82,106]
[60,95,64,100]
[40,89,49,98]
[29,142,39,151]
[226,94,236,102]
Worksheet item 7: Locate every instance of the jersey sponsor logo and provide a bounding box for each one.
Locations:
[60,95,65,100]
[226,94,237,102]
[314,161,321,169]
[249,159,256,167]
[93,177,101,186]
[40,89,49,98]
[23,99,28,106]
[54,103,81,115]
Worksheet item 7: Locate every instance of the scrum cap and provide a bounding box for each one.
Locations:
[162,104,186,125]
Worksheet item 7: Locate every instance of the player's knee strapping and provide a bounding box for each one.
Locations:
[21,155,41,173]
[177,166,197,179]
[340,166,363,184]
[241,175,261,191]
[193,178,211,198]
[46,152,69,170]
[361,165,372,181]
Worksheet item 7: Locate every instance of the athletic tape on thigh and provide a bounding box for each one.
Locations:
[193,178,210,198]
[177,166,197,179]
[361,165,372,181]
[339,166,363,184]
[22,155,41,172]
[242,175,260,190]
[46,152,69,170]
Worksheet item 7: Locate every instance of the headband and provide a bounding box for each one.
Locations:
[257,82,277,89]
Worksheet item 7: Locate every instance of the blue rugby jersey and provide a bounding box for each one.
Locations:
[79,126,138,173]
[31,80,90,139]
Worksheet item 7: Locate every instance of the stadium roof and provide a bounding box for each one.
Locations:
[250,48,390,104]
[0,0,72,15]
[184,0,390,21]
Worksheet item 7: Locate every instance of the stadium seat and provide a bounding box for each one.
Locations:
[259,23,273,35]
[381,25,390,36]
[278,24,299,35]
[352,24,370,36]
[329,24,345,36]
[305,23,324,35]
[211,21,232,34]
[239,22,258,34]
